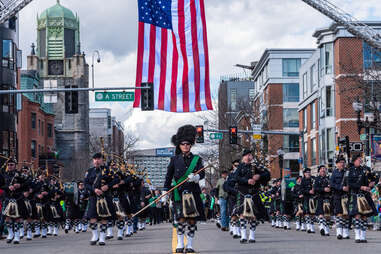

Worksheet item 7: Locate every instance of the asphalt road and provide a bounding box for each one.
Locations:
[1,222,381,254]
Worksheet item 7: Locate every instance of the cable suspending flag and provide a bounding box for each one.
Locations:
[134,0,213,112]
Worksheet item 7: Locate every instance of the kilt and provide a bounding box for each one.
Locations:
[332,194,347,215]
[87,195,116,220]
[227,194,238,216]
[282,201,294,216]
[119,194,131,215]
[315,197,331,216]
[349,192,377,217]
[66,202,87,220]
[2,198,29,219]
[237,193,267,220]
[173,190,205,221]
[45,201,64,222]
[303,196,316,215]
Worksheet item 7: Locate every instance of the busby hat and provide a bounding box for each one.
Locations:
[7,158,17,164]
[242,149,252,157]
[171,125,197,154]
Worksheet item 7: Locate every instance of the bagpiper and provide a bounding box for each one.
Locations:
[235,149,270,244]
[314,165,331,236]
[301,168,316,234]
[84,153,119,246]
[164,125,205,253]
[330,157,350,240]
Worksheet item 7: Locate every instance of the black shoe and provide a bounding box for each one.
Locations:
[42,235,47,238]
[6,239,12,244]
[296,228,300,231]
[249,239,256,243]
[307,230,311,234]
[90,240,97,246]
[337,235,343,240]
[26,238,32,241]
[117,236,123,240]
[65,229,68,234]
[216,223,221,228]
[233,234,240,239]
[230,231,233,235]
[344,236,350,239]
[325,234,329,236]
[355,239,361,243]
[99,241,105,246]
[240,239,247,244]
[175,248,184,253]
[125,233,131,237]
[13,240,19,244]
[284,226,287,230]
[106,236,112,240]
[361,240,367,243]
[320,229,325,236]
[82,230,87,233]
[185,248,195,253]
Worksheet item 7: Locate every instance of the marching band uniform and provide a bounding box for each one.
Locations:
[224,162,240,239]
[235,149,270,244]
[330,158,350,239]
[85,153,119,246]
[301,168,315,234]
[164,125,205,253]
[292,176,304,231]
[313,166,331,236]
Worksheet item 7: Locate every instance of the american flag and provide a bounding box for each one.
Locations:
[133,0,213,112]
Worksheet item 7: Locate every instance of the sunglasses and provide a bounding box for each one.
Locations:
[180,142,191,146]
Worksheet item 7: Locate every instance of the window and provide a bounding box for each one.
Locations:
[326,86,332,116]
[363,42,381,69]
[302,73,308,99]
[283,135,299,152]
[41,121,44,136]
[31,113,36,129]
[230,88,237,111]
[311,138,317,165]
[31,140,36,158]
[303,109,307,131]
[320,43,333,75]
[304,142,308,164]
[2,40,13,69]
[283,108,299,128]
[282,59,301,77]
[327,128,335,161]
[320,130,326,163]
[311,102,316,129]
[47,123,53,138]
[310,64,318,92]
[38,119,41,135]
[283,83,299,102]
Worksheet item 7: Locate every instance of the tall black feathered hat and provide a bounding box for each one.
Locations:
[171,125,197,155]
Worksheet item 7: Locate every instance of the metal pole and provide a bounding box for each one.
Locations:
[92,50,101,89]
[0,86,148,94]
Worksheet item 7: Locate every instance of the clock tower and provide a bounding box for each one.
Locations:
[27,0,90,180]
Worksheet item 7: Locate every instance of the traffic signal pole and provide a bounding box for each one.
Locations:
[0,86,149,94]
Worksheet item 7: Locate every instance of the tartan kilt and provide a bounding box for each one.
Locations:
[2,198,29,219]
[173,190,205,221]
[87,195,116,220]
[332,194,346,215]
[237,193,267,220]
[282,201,294,216]
[349,193,377,217]
[303,196,316,215]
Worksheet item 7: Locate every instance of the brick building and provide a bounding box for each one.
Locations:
[298,22,381,173]
[18,70,55,169]
[252,49,314,178]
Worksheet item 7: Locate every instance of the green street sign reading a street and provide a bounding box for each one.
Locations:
[210,132,223,140]
[95,92,134,102]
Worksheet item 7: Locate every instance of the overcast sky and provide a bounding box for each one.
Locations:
[18,0,381,149]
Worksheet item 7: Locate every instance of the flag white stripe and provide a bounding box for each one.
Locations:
[142,23,151,83]
[153,27,161,109]
[184,0,195,112]
[171,0,183,112]
[164,30,173,111]
[195,0,207,111]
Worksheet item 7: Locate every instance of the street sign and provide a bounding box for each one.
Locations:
[210,133,223,140]
[95,92,134,102]
[252,134,262,140]
[360,134,367,141]
[252,124,261,132]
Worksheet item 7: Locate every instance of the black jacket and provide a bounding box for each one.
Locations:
[347,165,366,194]
[235,163,270,195]
[314,175,331,198]
[301,177,314,197]
[330,168,345,195]
[85,166,120,197]
[164,153,204,194]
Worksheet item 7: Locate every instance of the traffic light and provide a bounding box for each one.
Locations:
[338,136,351,158]
[195,125,204,143]
[229,126,238,144]
[141,82,154,111]
[65,86,78,114]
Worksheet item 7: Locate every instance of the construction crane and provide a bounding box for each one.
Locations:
[0,0,33,24]
[301,0,381,50]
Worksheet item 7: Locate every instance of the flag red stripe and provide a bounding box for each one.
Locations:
[133,22,145,108]
[148,24,156,83]
[190,0,201,111]
[170,31,178,112]
[199,0,213,110]
[178,0,189,112]
[158,29,168,110]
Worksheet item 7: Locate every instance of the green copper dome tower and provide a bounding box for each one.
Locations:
[37,0,80,60]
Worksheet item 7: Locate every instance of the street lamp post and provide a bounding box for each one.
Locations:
[352,97,381,157]
[92,50,101,89]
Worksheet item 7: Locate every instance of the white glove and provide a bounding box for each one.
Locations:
[188,173,200,183]
[161,191,168,203]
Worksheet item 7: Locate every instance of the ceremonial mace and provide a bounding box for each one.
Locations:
[132,164,212,218]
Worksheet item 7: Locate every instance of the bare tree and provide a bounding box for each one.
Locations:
[124,132,140,160]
